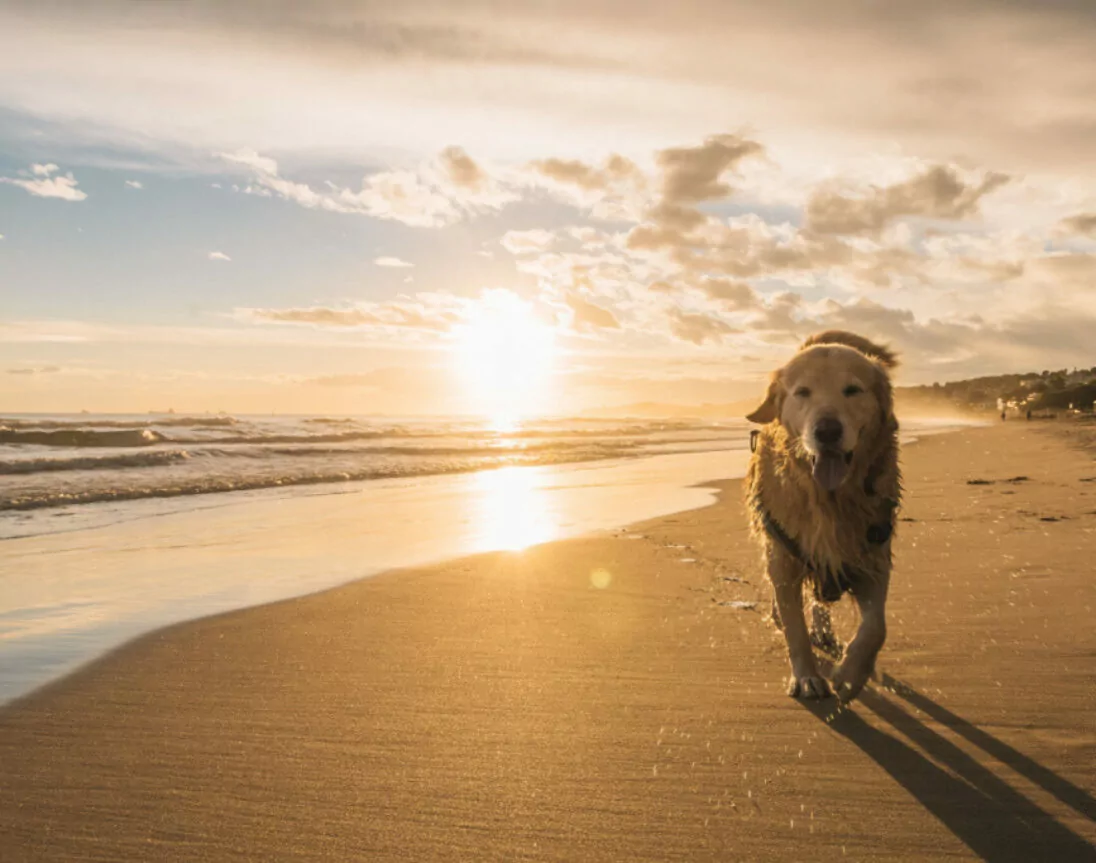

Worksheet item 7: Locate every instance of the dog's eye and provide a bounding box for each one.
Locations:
[843,384,864,397]
[794,387,811,398]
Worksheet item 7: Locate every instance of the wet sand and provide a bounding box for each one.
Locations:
[1,421,1094,861]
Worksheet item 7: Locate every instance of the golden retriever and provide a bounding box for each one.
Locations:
[745,331,900,702]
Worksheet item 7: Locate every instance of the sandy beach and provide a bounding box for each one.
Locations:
[1,421,1094,862]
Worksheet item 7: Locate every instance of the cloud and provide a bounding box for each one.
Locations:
[337,169,460,227]
[221,149,279,176]
[0,163,87,201]
[530,154,640,192]
[668,309,739,345]
[501,229,556,255]
[622,135,767,262]
[374,256,413,268]
[656,134,765,204]
[124,179,143,189]
[527,154,647,219]
[7,365,62,375]
[438,146,487,191]
[208,251,231,261]
[805,165,1010,236]
[1058,212,1096,237]
[5,0,1096,178]
[244,296,462,333]
[699,278,759,309]
[220,146,514,227]
[565,292,621,331]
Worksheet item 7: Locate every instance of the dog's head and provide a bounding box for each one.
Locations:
[747,330,897,492]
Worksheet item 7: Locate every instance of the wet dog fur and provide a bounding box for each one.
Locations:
[745,331,901,702]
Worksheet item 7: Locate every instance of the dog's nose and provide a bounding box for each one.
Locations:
[814,417,844,447]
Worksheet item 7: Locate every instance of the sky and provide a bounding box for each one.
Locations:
[2,0,1095,417]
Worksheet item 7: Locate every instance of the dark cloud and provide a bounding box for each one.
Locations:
[805,165,1010,236]
[1059,213,1096,237]
[699,278,759,309]
[7,365,62,375]
[566,292,621,331]
[656,134,764,203]
[668,309,739,345]
[438,146,486,191]
[529,154,641,192]
[631,220,859,282]
[624,135,765,262]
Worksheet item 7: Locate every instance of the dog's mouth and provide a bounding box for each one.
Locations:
[811,448,853,492]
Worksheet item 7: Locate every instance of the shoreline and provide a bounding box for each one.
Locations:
[0,420,980,705]
[1,417,977,534]
[0,449,745,704]
[3,422,1093,861]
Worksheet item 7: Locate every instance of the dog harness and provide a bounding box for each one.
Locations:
[748,421,899,602]
[749,488,896,603]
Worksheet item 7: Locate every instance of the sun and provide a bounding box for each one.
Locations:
[455,290,556,430]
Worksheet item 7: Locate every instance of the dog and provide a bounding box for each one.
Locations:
[745,331,901,703]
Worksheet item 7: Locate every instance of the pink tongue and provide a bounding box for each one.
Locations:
[813,451,848,491]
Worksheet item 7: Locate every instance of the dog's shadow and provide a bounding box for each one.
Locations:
[802,664,1096,861]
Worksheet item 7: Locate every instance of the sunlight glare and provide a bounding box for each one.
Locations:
[455,290,556,430]
[471,466,556,552]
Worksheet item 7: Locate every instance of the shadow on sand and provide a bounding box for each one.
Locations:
[803,669,1096,862]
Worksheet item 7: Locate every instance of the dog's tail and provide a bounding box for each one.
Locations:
[800,330,898,369]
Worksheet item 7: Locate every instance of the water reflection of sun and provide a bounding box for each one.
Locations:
[455,290,555,431]
[472,466,556,552]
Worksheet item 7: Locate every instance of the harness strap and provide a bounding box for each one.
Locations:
[753,498,890,603]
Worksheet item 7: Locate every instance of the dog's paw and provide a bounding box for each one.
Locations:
[787,675,831,699]
[832,663,871,703]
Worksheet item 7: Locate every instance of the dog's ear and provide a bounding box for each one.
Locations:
[746,375,783,424]
[871,361,894,425]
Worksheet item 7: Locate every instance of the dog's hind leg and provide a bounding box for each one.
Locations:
[771,556,831,699]
[809,601,841,656]
[833,573,889,703]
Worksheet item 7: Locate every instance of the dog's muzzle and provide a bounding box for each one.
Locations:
[811,418,852,491]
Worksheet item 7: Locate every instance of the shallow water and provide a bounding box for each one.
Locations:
[0,450,752,704]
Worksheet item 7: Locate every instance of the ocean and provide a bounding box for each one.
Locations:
[0,413,746,537]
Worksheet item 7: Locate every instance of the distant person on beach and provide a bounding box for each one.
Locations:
[1001,411,1006,421]
[1027,409,1032,421]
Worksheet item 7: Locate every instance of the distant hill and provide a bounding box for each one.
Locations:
[900,366,1096,414]
[581,365,1096,420]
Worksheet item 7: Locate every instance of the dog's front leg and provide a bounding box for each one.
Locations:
[832,573,889,703]
[771,559,830,699]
